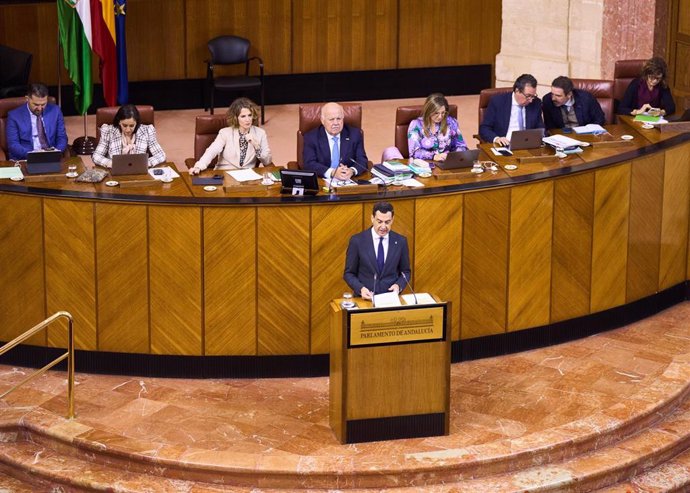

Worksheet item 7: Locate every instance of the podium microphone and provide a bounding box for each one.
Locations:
[401,271,417,305]
[372,272,378,308]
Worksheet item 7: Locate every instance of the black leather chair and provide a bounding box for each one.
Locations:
[205,35,264,124]
[0,45,33,98]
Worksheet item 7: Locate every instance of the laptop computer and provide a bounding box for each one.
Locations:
[111,153,149,176]
[436,149,480,170]
[510,128,544,151]
[26,150,62,174]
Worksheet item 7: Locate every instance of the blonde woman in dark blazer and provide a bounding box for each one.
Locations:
[189,97,271,174]
[92,104,166,168]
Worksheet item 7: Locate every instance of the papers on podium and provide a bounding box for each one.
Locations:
[542,134,589,149]
[401,293,436,305]
[372,291,401,308]
[227,168,263,182]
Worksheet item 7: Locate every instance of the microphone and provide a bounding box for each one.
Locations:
[401,271,417,305]
[372,272,378,308]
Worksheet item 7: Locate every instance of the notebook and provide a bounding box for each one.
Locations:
[509,129,544,151]
[111,153,148,176]
[435,149,480,170]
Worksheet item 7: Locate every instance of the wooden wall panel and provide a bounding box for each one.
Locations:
[204,207,257,355]
[292,0,398,73]
[0,194,45,346]
[508,181,553,331]
[414,195,463,341]
[398,0,502,69]
[551,173,594,323]
[257,206,310,355]
[185,0,292,78]
[44,199,96,350]
[626,154,664,302]
[310,203,361,354]
[591,164,631,313]
[95,203,149,353]
[149,206,202,355]
[461,189,510,339]
[126,0,185,81]
[659,143,690,289]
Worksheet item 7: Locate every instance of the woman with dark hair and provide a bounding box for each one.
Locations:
[189,97,271,174]
[92,104,166,168]
[407,93,467,162]
[618,57,676,116]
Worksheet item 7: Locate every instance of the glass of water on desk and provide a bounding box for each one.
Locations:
[341,292,355,309]
[66,163,78,178]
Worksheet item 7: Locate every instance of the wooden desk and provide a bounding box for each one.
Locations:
[1,132,690,376]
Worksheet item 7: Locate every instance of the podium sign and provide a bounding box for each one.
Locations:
[330,301,450,444]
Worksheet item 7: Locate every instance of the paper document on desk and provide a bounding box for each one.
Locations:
[543,135,589,148]
[572,124,606,134]
[227,169,263,182]
[401,178,424,187]
[401,293,436,305]
[373,292,401,308]
[330,179,357,187]
[0,167,23,180]
[148,166,180,181]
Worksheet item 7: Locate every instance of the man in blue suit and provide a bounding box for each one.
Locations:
[542,76,606,130]
[344,201,411,300]
[303,102,367,181]
[479,74,544,146]
[6,83,68,160]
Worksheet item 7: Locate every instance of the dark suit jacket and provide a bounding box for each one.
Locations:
[6,103,68,160]
[303,124,368,178]
[479,92,544,142]
[344,228,411,296]
[618,77,676,116]
[542,89,606,130]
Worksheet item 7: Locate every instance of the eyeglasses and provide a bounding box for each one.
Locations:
[519,90,538,101]
[646,74,663,81]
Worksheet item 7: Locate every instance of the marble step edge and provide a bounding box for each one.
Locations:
[3,399,690,492]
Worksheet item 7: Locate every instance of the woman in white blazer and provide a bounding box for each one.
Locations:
[189,98,272,174]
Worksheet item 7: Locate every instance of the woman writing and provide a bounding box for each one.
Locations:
[189,97,271,174]
[407,93,468,162]
[92,104,166,168]
[619,57,676,117]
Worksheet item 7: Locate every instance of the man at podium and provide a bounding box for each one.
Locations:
[344,201,411,300]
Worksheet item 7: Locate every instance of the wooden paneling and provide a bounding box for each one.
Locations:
[126,0,185,81]
[203,207,257,355]
[185,0,292,78]
[0,194,45,346]
[414,195,463,340]
[461,189,510,339]
[398,0,502,69]
[661,144,690,289]
[626,154,664,302]
[310,203,361,354]
[149,206,202,355]
[508,181,553,331]
[551,173,594,322]
[679,0,690,35]
[43,199,96,350]
[292,0,398,73]
[591,164,631,313]
[95,203,149,353]
[257,206,310,355]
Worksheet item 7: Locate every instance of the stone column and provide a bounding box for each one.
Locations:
[494,0,657,89]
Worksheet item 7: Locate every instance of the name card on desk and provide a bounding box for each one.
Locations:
[348,305,445,347]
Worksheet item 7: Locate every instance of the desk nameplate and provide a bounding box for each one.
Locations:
[347,304,446,348]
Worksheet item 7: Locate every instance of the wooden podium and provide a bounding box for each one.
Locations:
[329,298,451,443]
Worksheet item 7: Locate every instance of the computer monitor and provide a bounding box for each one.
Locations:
[280,169,319,196]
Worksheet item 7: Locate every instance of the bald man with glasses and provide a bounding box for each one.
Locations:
[479,73,544,147]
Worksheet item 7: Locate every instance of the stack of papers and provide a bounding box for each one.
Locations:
[371,164,414,184]
[633,114,662,123]
[572,124,606,134]
[543,135,588,149]
[227,169,263,182]
[0,167,23,180]
[382,161,411,172]
[401,293,437,305]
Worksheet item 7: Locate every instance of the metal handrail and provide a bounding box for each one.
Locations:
[0,311,75,419]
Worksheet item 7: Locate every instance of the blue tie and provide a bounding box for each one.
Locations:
[518,107,525,130]
[330,136,339,169]
[376,236,384,274]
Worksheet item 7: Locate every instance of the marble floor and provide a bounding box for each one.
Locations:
[2,303,690,490]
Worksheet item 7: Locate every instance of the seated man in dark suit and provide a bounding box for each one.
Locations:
[302,102,367,181]
[344,201,411,300]
[542,76,606,130]
[6,83,68,160]
[479,73,544,146]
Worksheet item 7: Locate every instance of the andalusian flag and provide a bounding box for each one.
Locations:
[57,0,93,115]
[115,0,128,104]
[90,0,117,106]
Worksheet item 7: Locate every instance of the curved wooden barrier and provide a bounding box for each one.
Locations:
[1,119,689,375]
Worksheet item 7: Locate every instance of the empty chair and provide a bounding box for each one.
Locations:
[0,45,32,98]
[205,35,264,124]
